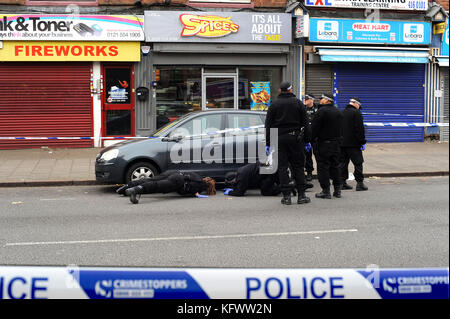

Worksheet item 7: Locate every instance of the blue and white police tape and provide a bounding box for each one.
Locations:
[0,266,448,299]
[0,123,448,141]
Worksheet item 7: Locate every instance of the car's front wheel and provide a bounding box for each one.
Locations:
[125,162,159,184]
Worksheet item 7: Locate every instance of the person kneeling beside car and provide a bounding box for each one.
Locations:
[116,170,216,204]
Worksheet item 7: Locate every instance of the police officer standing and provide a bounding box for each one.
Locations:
[340,97,368,191]
[304,93,318,182]
[265,81,311,205]
[311,93,343,199]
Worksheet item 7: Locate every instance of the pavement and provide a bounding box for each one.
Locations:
[0,141,448,187]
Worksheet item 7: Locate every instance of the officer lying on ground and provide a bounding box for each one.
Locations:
[222,160,284,197]
[116,170,216,204]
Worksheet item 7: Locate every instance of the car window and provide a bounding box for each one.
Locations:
[226,113,264,130]
[170,114,222,138]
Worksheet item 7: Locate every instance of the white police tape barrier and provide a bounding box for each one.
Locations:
[0,266,448,299]
[0,123,448,141]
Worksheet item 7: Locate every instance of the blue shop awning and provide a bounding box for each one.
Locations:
[435,56,449,67]
[316,47,430,64]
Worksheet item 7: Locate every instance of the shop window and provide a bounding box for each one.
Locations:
[238,68,282,110]
[156,67,202,121]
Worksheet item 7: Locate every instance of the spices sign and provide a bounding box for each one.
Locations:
[145,11,291,44]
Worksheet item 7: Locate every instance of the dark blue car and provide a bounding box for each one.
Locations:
[95,109,267,184]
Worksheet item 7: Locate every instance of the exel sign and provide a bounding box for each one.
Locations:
[310,18,431,45]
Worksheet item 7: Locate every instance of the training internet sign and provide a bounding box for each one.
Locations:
[305,0,428,11]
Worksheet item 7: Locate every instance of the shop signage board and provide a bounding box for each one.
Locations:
[309,18,431,45]
[442,21,449,56]
[0,15,144,41]
[144,11,291,44]
[304,0,428,11]
[0,41,141,61]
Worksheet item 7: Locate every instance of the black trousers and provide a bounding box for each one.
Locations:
[314,141,341,189]
[128,174,184,194]
[340,147,364,183]
[304,147,314,174]
[277,134,306,195]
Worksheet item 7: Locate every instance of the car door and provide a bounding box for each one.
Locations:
[166,113,225,178]
[223,112,265,175]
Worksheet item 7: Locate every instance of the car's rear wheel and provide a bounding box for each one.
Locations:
[125,162,159,184]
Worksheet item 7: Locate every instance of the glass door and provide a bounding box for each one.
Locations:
[202,71,238,110]
[102,64,135,137]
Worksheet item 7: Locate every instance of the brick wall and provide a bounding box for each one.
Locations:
[0,0,288,8]
[433,0,449,11]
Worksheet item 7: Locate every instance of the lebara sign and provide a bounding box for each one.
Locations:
[442,21,449,57]
[310,18,431,45]
[145,11,291,44]
[305,0,428,11]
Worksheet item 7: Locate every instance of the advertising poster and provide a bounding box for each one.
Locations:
[250,82,271,111]
[0,15,144,41]
[145,11,291,44]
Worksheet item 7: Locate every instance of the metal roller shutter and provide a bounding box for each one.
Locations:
[441,68,449,142]
[0,62,93,149]
[305,64,333,98]
[335,63,425,143]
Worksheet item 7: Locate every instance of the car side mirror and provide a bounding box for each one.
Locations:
[162,135,183,142]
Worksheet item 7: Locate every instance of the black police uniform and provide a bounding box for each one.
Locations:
[305,103,318,177]
[311,101,343,198]
[123,170,206,204]
[340,103,366,188]
[226,161,281,197]
[265,86,310,205]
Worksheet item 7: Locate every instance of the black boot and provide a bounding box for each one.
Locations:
[304,182,314,190]
[356,181,368,191]
[342,182,353,190]
[333,185,342,198]
[297,191,311,204]
[116,184,129,195]
[315,187,331,199]
[306,172,313,182]
[125,185,144,204]
[281,193,292,205]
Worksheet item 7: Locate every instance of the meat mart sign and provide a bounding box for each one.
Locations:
[305,0,428,11]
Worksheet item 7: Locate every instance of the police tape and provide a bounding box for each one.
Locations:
[0,266,448,299]
[361,112,448,118]
[0,123,448,141]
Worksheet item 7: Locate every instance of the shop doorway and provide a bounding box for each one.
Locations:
[101,64,135,138]
[202,69,238,110]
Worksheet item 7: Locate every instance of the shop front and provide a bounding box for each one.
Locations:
[436,19,449,142]
[0,14,143,149]
[140,11,293,134]
[306,17,432,143]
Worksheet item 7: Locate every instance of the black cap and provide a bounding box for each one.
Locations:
[280,81,293,91]
[304,93,315,100]
[321,93,334,102]
[350,97,361,106]
[224,172,237,186]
